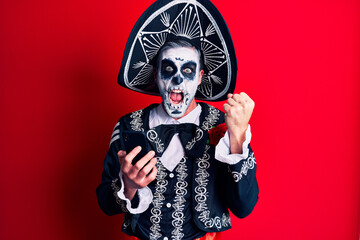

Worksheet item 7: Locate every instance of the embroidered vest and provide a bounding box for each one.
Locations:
[119,103,232,239]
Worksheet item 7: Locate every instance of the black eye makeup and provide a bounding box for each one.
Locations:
[181,61,197,80]
[161,59,177,79]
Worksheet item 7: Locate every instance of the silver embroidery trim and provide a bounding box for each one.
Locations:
[110,178,128,213]
[185,128,204,150]
[229,152,256,182]
[109,122,121,146]
[110,135,120,146]
[194,145,229,229]
[201,105,220,131]
[160,12,170,27]
[147,130,165,153]
[111,129,120,138]
[222,213,231,228]
[130,109,144,132]
[170,5,200,40]
[149,161,168,240]
[171,157,188,240]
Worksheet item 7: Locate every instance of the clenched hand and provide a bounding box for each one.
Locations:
[223,92,255,154]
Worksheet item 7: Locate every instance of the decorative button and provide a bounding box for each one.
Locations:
[169,173,174,178]
[164,237,168,240]
[166,203,171,208]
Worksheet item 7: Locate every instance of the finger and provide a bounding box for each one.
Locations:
[132,150,156,173]
[223,103,231,113]
[242,93,254,104]
[234,93,250,104]
[227,97,237,106]
[118,150,126,163]
[227,93,233,99]
[124,146,142,165]
[118,150,131,172]
[144,165,158,184]
[232,93,242,103]
[138,158,157,178]
[239,92,250,99]
[241,92,254,107]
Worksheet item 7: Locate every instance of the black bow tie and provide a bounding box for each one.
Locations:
[146,123,208,158]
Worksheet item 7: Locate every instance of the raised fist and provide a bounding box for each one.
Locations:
[223,92,255,154]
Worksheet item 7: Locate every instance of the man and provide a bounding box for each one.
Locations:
[97,1,258,239]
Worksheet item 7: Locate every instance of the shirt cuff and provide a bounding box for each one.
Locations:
[117,171,153,214]
[215,124,252,165]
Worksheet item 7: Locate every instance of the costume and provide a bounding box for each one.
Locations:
[97,0,259,239]
[96,103,258,239]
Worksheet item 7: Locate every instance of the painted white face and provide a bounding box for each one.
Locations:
[156,47,202,118]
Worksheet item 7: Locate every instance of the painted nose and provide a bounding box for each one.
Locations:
[172,75,183,85]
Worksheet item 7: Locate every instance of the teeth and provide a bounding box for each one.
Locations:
[172,89,182,93]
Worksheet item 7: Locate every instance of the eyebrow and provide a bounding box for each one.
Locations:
[161,58,175,66]
[161,58,197,65]
[182,61,197,66]
[161,58,174,64]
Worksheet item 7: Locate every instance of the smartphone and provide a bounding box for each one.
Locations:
[122,130,149,165]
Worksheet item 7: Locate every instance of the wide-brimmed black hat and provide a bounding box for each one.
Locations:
[118,0,237,101]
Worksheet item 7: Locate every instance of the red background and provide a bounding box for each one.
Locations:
[1,0,359,239]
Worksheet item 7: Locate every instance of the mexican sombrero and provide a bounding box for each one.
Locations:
[118,0,237,101]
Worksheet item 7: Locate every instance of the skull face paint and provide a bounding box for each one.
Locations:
[156,47,202,118]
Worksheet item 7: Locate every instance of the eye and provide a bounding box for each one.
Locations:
[183,68,193,74]
[165,66,173,72]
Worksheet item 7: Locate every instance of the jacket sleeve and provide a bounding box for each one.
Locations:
[220,145,259,218]
[96,121,129,216]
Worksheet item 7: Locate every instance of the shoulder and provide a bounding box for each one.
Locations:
[117,103,160,131]
[109,104,159,147]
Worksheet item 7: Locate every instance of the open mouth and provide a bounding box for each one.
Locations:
[169,89,184,105]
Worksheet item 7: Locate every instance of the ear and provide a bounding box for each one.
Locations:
[198,70,204,85]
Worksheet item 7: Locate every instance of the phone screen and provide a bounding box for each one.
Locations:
[122,130,149,165]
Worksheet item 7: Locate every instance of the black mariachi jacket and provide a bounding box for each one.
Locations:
[96,103,259,236]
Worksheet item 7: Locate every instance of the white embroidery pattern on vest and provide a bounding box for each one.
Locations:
[201,105,220,131]
[185,128,204,150]
[150,161,168,240]
[171,157,188,240]
[147,130,165,153]
[130,109,144,132]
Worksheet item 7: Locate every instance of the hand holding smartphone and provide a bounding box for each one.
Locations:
[119,131,158,201]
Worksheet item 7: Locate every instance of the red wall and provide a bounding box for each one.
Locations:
[1,0,359,239]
